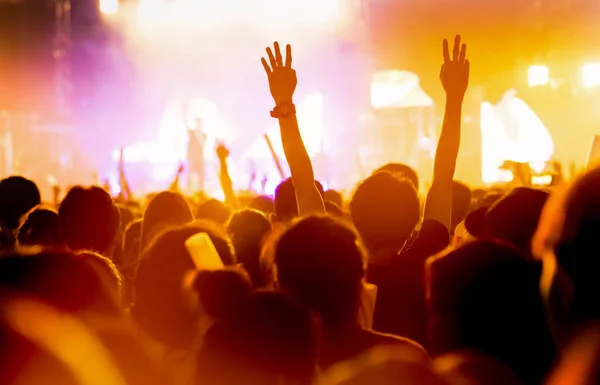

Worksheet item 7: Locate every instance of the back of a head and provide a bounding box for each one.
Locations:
[58,186,120,254]
[196,199,232,225]
[227,209,271,287]
[486,187,549,253]
[0,176,41,231]
[427,240,555,384]
[543,168,600,323]
[77,251,122,304]
[350,172,420,253]
[0,249,120,317]
[117,204,136,233]
[324,190,344,208]
[192,268,252,321]
[199,291,317,385]
[325,201,348,221]
[140,191,193,250]
[133,222,235,348]
[18,207,61,247]
[274,178,325,222]
[374,163,419,190]
[248,195,275,214]
[275,216,365,327]
[451,182,472,232]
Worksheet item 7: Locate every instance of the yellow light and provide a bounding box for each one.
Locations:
[99,0,119,15]
[582,63,600,88]
[528,65,549,87]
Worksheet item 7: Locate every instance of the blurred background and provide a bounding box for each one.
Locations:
[0,0,599,196]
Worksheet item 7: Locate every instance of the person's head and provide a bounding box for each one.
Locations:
[451,182,472,233]
[196,199,232,225]
[427,240,555,384]
[58,186,120,254]
[350,172,420,253]
[122,219,142,265]
[0,176,41,246]
[227,209,271,287]
[324,190,344,208]
[77,251,122,304]
[0,249,121,318]
[248,195,275,215]
[374,163,419,190]
[533,167,600,336]
[466,188,549,254]
[117,204,137,233]
[325,201,348,221]
[274,216,365,329]
[273,178,325,222]
[140,191,193,251]
[18,206,61,247]
[133,222,235,348]
[191,268,253,321]
[198,291,317,385]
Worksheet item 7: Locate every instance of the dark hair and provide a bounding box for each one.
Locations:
[350,172,420,252]
[325,201,348,221]
[427,240,555,384]
[196,199,232,225]
[227,209,271,287]
[248,195,275,214]
[198,291,317,385]
[0,249,120,316]
[18,207,62,247]
[77,250,122,303]
[274,216,365,328]
[324,190,343,208]
[141,191,193,251]
[451,181,472,232]
[58,186,120,254]
[274,178,325,221]
[0,176,41,231]
[192,268,252,320]
[133,222,235,348]
[374,163,419,190]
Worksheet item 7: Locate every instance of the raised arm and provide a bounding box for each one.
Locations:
[216,143,238,207]
[261,42,325,216]
[424,35,470,230]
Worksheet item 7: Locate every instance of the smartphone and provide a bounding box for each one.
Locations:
[185,232,224,271]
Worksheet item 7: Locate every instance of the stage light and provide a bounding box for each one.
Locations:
[370,70,433,109]
[582,63,600,88]
[99,0,119,15]
[527,65,549,87]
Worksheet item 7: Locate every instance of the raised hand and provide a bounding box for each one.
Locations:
[261,42,296,104]
[440,35,470,97]
[216,142,230,160]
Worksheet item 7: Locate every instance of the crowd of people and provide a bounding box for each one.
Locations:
[0,35,598,385]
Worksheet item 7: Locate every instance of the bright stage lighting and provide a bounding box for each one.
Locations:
[135,0,342,27]
[480,90,554,184]
[370,71,433,109]
[100,0,119,15]
[582,63,600,88]
[528,65,549,87]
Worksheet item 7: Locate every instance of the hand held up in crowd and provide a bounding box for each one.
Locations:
[440,35,470,99]
[261,42,297,106]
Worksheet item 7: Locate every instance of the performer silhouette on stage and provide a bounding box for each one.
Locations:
[186,118,207,192]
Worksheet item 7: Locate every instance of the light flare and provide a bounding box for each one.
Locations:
[480,90,554,184]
